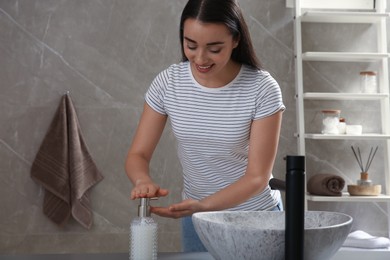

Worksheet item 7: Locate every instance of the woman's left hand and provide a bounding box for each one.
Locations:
[151,199,206,219]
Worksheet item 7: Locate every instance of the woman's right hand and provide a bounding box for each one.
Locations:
[130,179,169,200]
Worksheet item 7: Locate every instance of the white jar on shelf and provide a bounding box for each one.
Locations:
[321,110,340,134]
[360,71,377,93]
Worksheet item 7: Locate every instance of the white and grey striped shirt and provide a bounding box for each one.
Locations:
[145,61,285,211]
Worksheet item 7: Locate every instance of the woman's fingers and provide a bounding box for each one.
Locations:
[151,206,192,219]
[131,184,169,199]
[156,188,169,197]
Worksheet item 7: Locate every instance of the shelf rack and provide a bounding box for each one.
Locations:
[292,0,390,256]
[293,0,390,200]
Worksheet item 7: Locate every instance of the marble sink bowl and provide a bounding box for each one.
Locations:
[192,211,352,260]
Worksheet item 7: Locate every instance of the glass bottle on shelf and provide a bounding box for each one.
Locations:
[360,71,377,94]
[321,110,340,134]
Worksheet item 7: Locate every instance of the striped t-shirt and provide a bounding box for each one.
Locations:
[145,61,285,211]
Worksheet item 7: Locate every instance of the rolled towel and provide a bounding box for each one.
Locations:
[343,230,390,249]
[307,173,345,196]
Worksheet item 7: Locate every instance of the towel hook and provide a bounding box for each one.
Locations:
[59,91,70,97]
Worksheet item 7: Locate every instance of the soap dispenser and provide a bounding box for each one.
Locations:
[130,198,158,260]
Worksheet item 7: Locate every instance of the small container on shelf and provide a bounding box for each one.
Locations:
[348,184,381,196]
[321,109,340,134]
[346,125,363,135]
[337,117,346,134]
[360,71,378,93]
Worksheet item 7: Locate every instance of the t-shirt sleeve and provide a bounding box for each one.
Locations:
[144,68,170,115]
[253,72,285,120]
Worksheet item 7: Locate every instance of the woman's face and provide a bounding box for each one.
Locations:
[183,18,239,87]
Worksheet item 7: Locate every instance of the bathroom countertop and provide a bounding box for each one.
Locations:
[0,252,214,260]
[1,248,390,260]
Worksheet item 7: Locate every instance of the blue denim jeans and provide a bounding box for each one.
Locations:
[181,199,284,252]
[181,214,208,252]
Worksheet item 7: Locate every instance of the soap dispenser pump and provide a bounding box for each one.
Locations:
[130,198,158,260]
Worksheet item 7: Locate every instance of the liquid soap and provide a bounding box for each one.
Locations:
[130,198,157,260]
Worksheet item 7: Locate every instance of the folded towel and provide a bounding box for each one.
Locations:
[31,94,103,229]
[343,230,390,249]
[307,173,345,196]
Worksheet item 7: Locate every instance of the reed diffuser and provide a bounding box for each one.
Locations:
[351,146,378,184]
[348,146,381,196]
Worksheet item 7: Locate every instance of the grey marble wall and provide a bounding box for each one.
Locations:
[0,0,388,254]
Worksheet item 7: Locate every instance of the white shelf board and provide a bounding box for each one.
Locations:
[302,52,390,62]
[307,192,390,202]
[304,133,390,140]
[286,0,375,10]
[303,92,390,100]
[301,11,390,23]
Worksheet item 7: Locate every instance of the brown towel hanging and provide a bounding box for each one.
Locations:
[31,94,103,229]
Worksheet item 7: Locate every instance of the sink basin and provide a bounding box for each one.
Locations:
[192,211,352,260]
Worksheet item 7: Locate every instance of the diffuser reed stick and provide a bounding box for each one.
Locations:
[351,146,378,173]
[365,146,378,173]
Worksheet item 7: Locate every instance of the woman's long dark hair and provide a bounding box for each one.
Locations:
[179,0,262,70]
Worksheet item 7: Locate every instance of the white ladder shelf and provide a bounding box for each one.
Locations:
[292,0,390,257]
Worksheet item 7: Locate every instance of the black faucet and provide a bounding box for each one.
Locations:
[269,155,305,260]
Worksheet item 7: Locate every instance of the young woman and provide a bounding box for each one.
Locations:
[125,0,285,252]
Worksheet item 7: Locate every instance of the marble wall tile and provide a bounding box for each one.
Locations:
[0,0,389,254]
